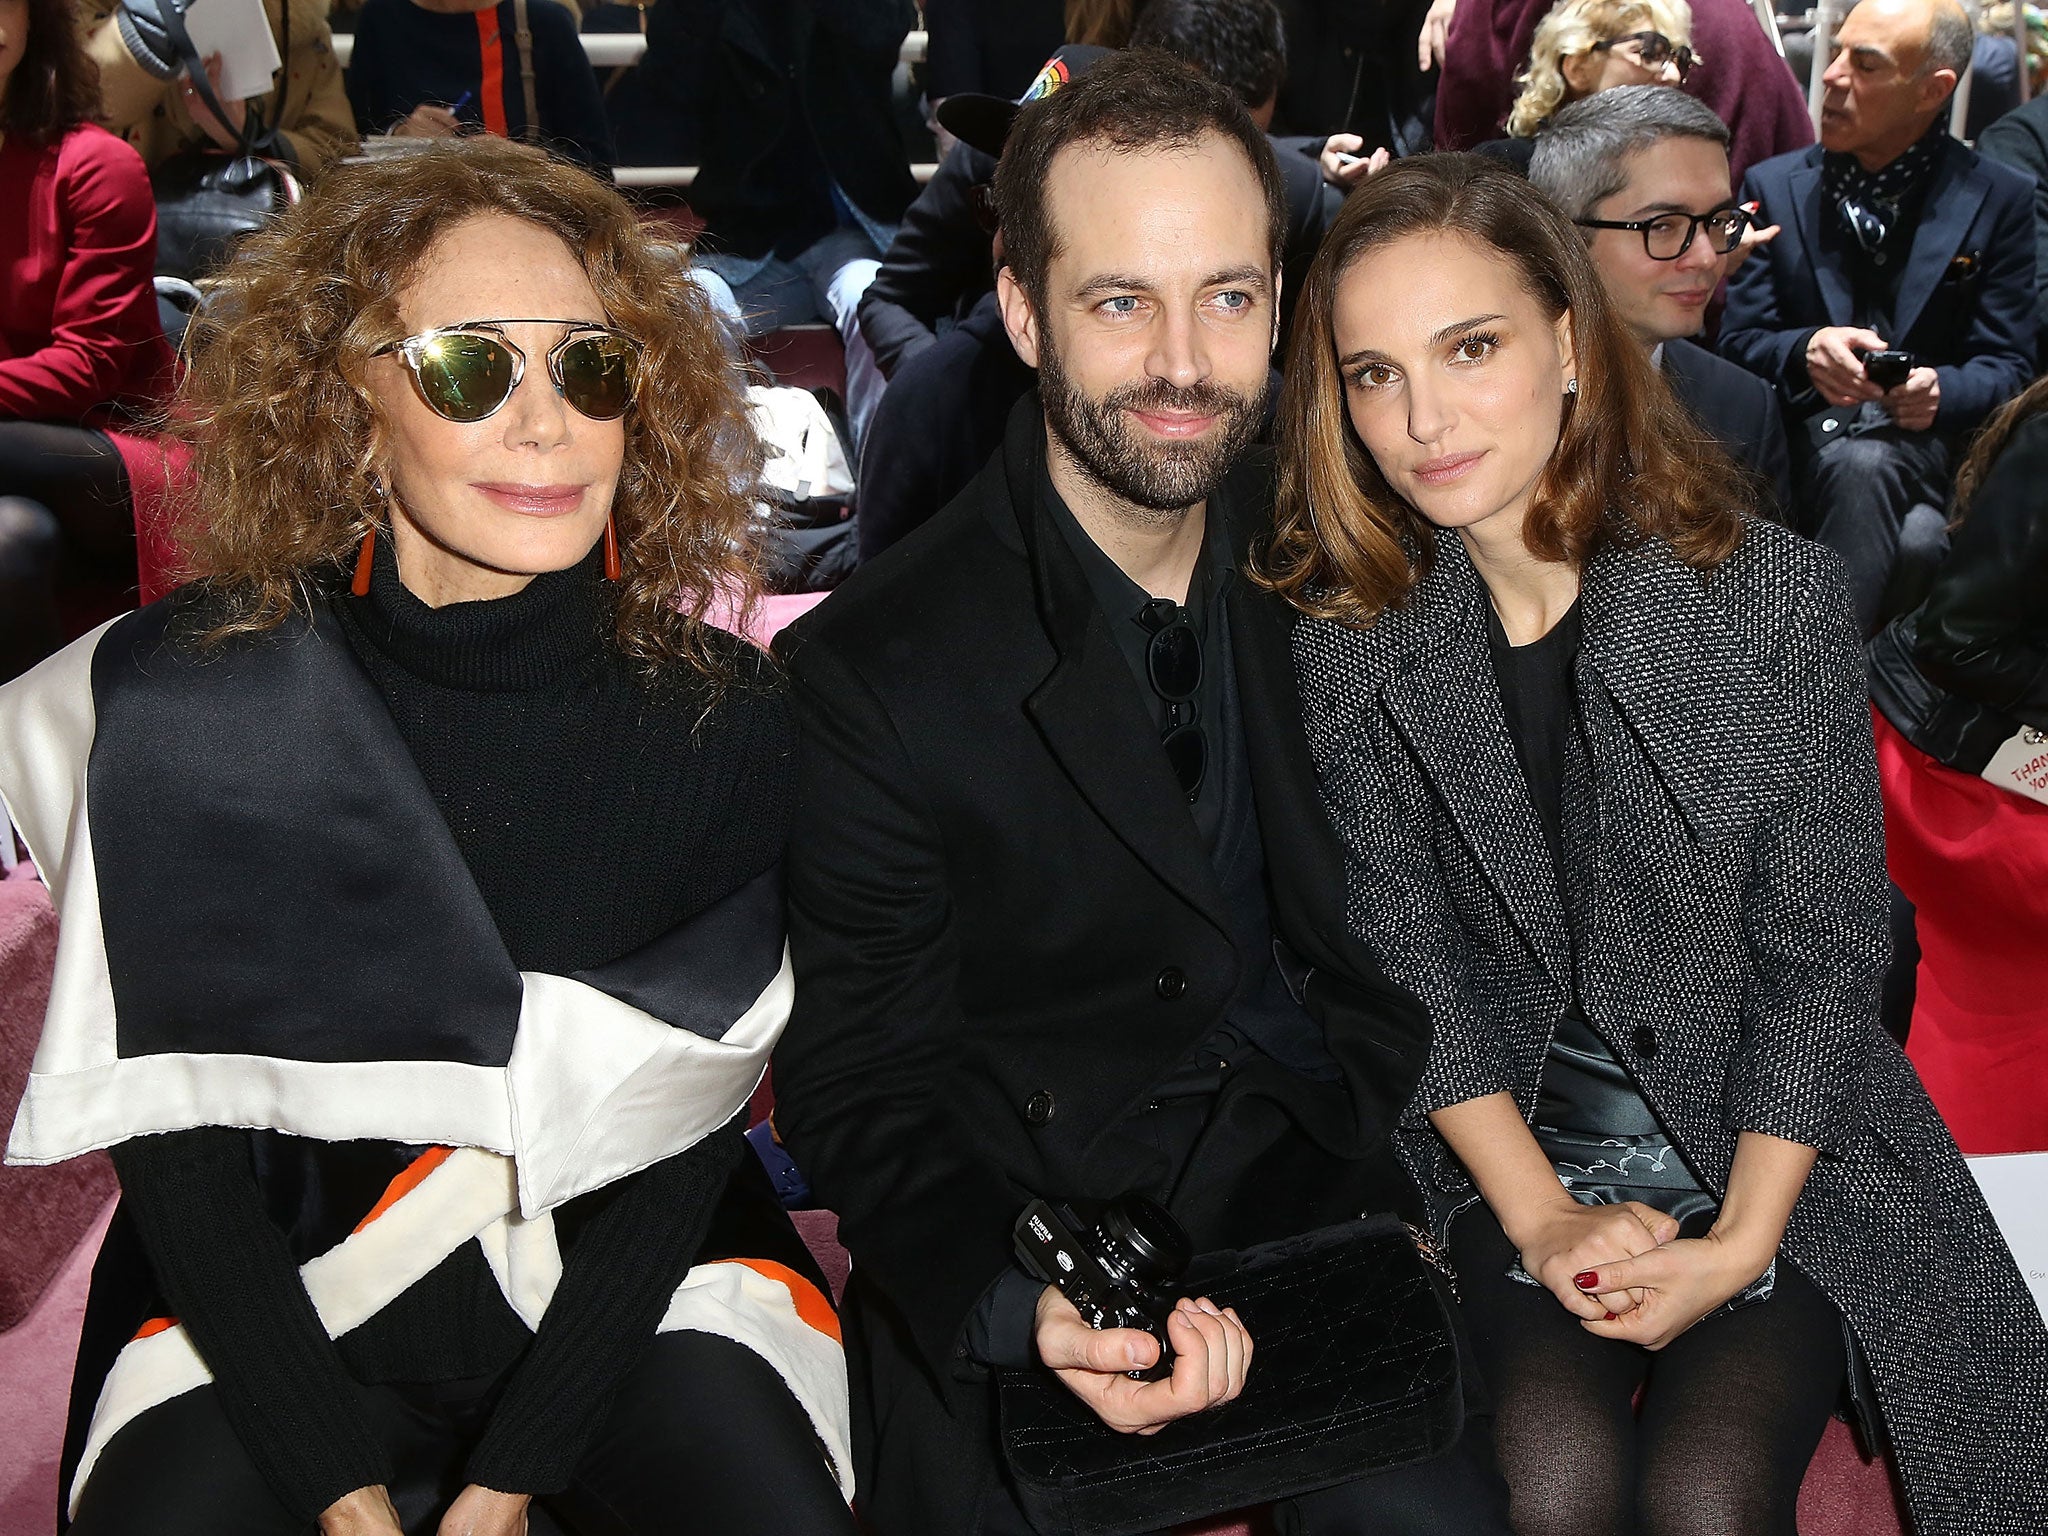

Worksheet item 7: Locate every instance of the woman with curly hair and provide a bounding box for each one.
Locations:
[0,0,175,679]
[1263,155,2048,1535]
[0,137,856,1536]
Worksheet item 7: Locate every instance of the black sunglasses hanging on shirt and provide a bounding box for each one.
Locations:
[1139,598,1207,801]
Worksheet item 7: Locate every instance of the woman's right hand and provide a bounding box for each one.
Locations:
[319,1485,405,1536]
[1509,1195,1678,1320]
[393,104,462,139]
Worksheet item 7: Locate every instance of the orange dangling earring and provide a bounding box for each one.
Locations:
[351,525,377,597]
[602,513,622,581]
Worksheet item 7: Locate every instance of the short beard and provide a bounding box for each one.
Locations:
[1038,331,1265,523]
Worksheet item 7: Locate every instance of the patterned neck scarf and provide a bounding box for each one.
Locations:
[1823,121,1948,255]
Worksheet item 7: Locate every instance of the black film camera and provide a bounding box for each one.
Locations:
[1013,1193,1193,1381]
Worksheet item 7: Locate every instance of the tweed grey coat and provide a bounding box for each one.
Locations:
[1292,520,2048,1535]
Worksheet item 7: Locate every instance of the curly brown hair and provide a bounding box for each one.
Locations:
[1254,154,1748,626]
[4,0,103,142]
[173,137,766,683]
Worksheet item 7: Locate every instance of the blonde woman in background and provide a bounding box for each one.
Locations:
[1471,0,1694,170]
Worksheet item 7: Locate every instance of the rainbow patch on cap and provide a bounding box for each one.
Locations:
[1020,57,1074,105]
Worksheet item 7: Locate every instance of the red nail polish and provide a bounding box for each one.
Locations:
[1574,1271,1599,1290]
[1604,1312,1618,1321]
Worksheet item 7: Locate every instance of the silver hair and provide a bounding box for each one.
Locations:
[1528,84,1732,223]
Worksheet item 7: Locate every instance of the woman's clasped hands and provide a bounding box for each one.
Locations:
[1515,1194,1776,1350]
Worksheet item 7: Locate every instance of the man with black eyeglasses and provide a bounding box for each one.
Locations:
[1720,0,2035,636]
[1530,86,1795,519]
[772,49,1512,1536]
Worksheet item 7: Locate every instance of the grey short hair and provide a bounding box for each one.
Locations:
[1528,85,1732,223]
[1920,0,1975,78]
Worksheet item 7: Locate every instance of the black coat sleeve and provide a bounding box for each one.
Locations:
[110,1130,394,1523]
[1911,412,2048,728]
[1976,110,2048,347]
[857,142,998,379]
[774,633,1029,1384]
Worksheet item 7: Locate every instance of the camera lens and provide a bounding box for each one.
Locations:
[1090,1194,1192,1301]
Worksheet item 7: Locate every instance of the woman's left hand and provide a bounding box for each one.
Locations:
[438,1485,531,1536]
[1573,1229,1772,1350]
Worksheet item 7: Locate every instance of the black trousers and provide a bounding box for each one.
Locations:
[1790,410,1951,639]
[67,1330,856,1536]
[0,420,134,681]
[1450,1203,1845,1536]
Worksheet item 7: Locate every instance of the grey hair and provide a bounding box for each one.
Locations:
[1528,84,1732,222]
[1920,0,1975,78]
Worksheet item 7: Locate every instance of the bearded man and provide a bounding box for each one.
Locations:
[773,50,1514,1536]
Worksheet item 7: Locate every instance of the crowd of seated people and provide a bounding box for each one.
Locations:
[6,0,2048,1532]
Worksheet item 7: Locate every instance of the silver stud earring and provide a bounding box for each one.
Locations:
[1566,378,1579,395]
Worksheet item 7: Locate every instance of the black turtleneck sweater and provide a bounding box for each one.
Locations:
[108,542,795,1519]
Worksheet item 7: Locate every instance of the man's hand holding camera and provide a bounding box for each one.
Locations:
[1034,1285,1253,1435]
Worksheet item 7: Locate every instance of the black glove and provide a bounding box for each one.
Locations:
[116,0,192,82]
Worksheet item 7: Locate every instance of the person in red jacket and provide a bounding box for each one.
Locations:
[0,0,175,680]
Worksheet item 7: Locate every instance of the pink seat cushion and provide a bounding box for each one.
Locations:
[0,870,116,1333]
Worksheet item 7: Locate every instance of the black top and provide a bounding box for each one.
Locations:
[107,542,792,1518]
[1483,598,1704,1195]
[345,0,614,169]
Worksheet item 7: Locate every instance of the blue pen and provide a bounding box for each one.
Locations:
[448,89,474,118]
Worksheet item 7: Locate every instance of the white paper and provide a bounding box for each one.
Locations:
[1968,1151,2048,1324]
[179,0,284,107]
[1980,725,2048,807]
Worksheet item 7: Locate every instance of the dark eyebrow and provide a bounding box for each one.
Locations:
[1338,313,1507,371]
[1624,201,1699,218]
[1071,267,1273,300]
[1848,42,1894,66]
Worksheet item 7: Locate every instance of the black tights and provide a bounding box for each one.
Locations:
[1450,1204,1845,1536]
[68,1330,856,1536]
[0,420,134,682]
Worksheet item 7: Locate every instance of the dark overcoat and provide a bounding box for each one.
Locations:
[775,399,1443,1534]
[1290,521,2048,1534]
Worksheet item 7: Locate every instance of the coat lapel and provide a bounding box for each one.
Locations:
[1004,404,1231,934]
[1789,158,1856,328]
[1893,142,1990,344]
[1376,536,1571,986]
[1575,537,1800,849]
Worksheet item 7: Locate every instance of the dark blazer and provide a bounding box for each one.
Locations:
[1291,522,2048,1533]
[1872,409,2048,771]
[1719,137,2037,432]
[604,0,919,251]
[1976,92,2048,347]
[777,397,1436,1533]
[1662,336,1795,519]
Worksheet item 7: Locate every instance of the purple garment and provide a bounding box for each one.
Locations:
[1436,0,1813,183]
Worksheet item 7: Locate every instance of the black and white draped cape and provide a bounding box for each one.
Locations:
[0,603,851,1510]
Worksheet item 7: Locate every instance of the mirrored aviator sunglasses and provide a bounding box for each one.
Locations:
[378,322,639,424]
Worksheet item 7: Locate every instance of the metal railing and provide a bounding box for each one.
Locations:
[331,27,927,70]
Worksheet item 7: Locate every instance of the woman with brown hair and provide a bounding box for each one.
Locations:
[1262,153,2048,1535]
[0,136,855,1536]
[0,0,175,679]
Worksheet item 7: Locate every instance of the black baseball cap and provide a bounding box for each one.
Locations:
[935,45,1114,159]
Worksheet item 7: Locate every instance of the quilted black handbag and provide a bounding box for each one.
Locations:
[136,0,302,278]
[997,1215,1465,1536]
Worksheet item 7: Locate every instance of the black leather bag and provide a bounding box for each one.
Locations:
[997,1215,1464,1536]
[136,0,301,279]
[150,151,299,279]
